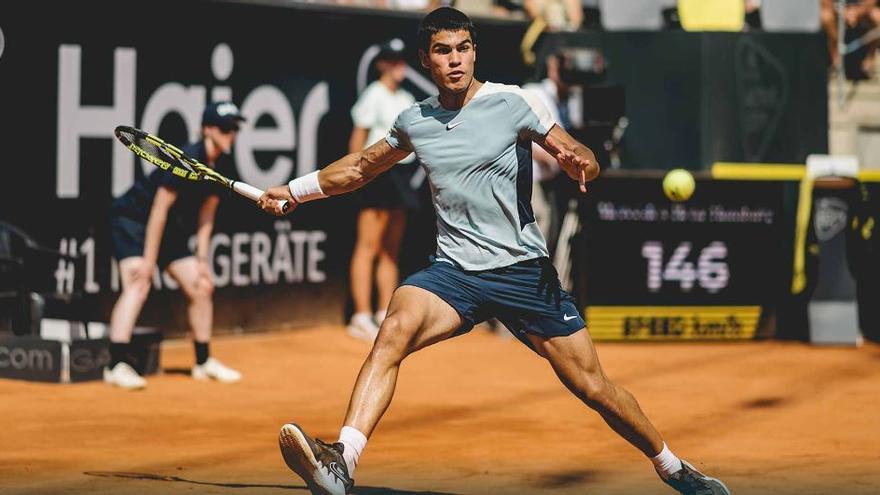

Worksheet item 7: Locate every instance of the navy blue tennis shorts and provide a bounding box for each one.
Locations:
[400,256,586,351]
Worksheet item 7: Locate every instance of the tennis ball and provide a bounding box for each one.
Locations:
[663,168,695,202]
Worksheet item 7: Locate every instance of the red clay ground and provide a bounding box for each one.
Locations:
[1,325,879,495]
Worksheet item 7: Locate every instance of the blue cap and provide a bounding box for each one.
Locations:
[202,101,246,132]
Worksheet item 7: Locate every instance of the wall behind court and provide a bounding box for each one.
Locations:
[0,1,530,334]
[0,1,831,335]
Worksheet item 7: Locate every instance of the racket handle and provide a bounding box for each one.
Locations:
[232,181,263,202]
[232,181,291,213]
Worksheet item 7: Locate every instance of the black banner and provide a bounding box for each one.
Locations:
[575,174,790,340]
[0,336,62,383]
[0,1,828,336]
[0,1,527,333]
[579,175,788,306]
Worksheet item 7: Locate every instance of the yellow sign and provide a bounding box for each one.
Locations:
[586,306,761,341]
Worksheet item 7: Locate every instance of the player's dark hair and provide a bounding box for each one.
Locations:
[418,7,476,53]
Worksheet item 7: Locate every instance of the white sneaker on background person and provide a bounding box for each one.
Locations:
[347,312,379,342]
[374,309,387,325]
[191,357,242,383]
[103,362,147,390]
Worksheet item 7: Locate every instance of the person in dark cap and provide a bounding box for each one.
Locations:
[103,101,245,390]
[345,38,419,342]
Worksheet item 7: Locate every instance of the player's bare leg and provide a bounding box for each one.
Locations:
[168,257,240,383]
[529,329,730,494]
[344,285,462,436]
[279,286,462,495]
[529,329,663,455]
[374,208,406,322]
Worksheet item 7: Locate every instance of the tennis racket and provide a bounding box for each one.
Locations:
[114,125,289,212]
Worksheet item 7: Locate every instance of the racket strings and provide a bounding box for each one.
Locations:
[117,128,201,180]
[114,126,233,187]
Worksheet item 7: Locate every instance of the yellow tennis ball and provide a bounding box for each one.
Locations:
[663,168,695,202]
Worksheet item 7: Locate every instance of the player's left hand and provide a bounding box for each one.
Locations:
[546,134,592,193]
[258,185,298,216]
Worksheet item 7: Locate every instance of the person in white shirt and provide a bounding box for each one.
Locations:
[346,39,418,341]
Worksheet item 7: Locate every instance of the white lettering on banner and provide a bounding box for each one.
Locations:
[212,233,232,286]
[70,347,111,373]
[56,228,325,294]
[57,45,136,198]
[80,237,100,293]
[140,83,206,148]
[0,347,54,371]
[232,232,250,287]
[209,224,326,287]
[56,43,329,199]
[597,202,775,225]
[308,231,326,282]
[236,86,296,189]
[297,83,330,176]
[154,266,179,291]
[55,238,77,294]
[641,241,730,293]
[250,232,274,283]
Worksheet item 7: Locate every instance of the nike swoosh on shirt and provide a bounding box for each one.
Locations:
[563,314,578,321]
[446,120,465,130]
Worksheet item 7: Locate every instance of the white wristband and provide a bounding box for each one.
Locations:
[288,171,328,204]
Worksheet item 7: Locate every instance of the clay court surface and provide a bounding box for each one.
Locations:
[1,326,879,495]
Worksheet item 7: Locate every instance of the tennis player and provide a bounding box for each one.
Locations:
[258,8,730,495]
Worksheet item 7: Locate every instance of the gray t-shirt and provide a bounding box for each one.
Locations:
[386,81,557,271]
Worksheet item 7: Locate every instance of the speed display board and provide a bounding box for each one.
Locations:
[577,175,788,340]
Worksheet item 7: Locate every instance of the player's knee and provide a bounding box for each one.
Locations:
[372,316,412,363]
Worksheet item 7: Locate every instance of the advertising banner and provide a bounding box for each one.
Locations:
[577,175,789,340]
[0,1,527,333]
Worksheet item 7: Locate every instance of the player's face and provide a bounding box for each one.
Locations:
[420,29,475,94]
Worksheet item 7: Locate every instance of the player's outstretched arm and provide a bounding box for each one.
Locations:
[536,124,600,193]
[258,139,410,216]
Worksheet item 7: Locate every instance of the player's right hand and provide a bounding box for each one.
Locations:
[258,185,297,216]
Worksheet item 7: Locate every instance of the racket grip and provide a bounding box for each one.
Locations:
[232,181,264,202]
[232,181,291,214]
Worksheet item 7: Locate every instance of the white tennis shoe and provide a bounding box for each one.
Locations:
[103,362,146,390]
[191,357,242,383]
[346,313,379,342]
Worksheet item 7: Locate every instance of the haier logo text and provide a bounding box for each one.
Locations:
[56,43,329,198]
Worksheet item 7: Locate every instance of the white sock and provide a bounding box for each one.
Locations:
[338,426,368,475]
[650,443,683,480]
[374,309,387,324]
